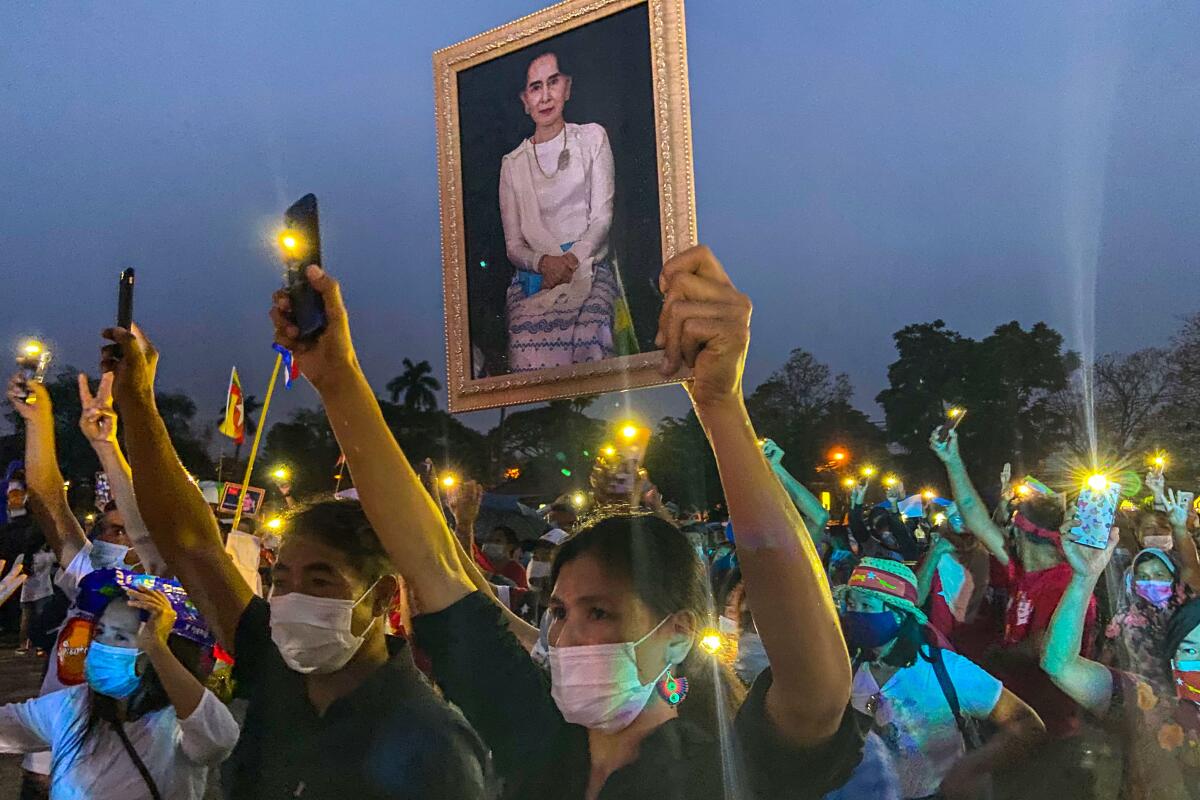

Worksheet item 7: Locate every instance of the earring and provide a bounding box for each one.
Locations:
[657,670,689,706]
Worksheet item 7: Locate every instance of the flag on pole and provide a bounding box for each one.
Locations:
[218,368,246,445]
[272,343,299,389]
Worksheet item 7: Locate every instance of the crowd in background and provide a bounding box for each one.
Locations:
[0,246,1197,800]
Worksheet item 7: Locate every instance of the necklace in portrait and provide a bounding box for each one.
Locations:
[532,131,570,178]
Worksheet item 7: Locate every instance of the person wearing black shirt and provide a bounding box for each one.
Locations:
[104,324,493,800]
[272,247,867,799]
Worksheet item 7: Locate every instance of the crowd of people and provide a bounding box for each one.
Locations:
[0,246,1197,799]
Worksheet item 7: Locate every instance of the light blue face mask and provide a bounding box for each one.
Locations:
[84,641,142,699]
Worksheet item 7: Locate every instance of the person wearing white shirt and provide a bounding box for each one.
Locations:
[499,50,620,372]
[0,584,239,800]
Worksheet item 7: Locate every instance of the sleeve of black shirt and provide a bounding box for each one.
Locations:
[232,595,278,697]
[412,591,568,781]
[735,668,868,799]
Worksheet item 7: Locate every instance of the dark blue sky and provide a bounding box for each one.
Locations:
[3,1,1197,437]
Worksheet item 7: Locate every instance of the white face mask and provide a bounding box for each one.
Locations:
[528,560,552,580]
[718,615,738,635]
[734,631,770,685]
[269,582,379,674]
[90,540,131,570]
[549,616,673,733]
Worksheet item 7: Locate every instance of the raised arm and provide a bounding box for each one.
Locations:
[1166,489,1200,593]
[930,429,1010,566]
[916,534,955,606]
[270,265,474,614]
[77,373,167,576]
[658,246,850,746]
[5,376,87,565]
[102,326,252,651]
[762,439,830,542]
[1039,522,1117,716]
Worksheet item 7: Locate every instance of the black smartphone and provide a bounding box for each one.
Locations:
[117,268,135,329]
[281,193,326,340]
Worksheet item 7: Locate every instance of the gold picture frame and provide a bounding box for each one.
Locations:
[434,0,695,412]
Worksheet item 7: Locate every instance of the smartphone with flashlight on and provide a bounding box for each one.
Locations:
[1071,480,1122,549]
[938,407,967,443]
[14,343,52,404]
[280,193,327,341]
[609,426,651,496]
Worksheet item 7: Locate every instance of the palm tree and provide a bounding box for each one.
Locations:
[386,359,442,411]
[216,394,263,461]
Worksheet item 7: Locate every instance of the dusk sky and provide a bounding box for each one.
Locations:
[3,1,1197,438]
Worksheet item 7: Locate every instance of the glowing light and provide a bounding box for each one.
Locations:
[1016,484,1032,497]
[1086,474,1109,493]
[20,340,43,357]
[266,517,284,531]
[829,447,848,463]
[947,407,965,419]
[601,445,616,458]
[843,478,856,488]
[272,466,290,481]
[504,467,521,480]
[861,466,876,478]
[922,489,935,501]
[571,492,586,508]
[933,513,947,525]
[441,474,457,489]
[620,424,639,441]
[279,230,300,251]
[699,631,723,654]
[560,468,572,477]
[883,474,898,488]
[1150,452,1168,469]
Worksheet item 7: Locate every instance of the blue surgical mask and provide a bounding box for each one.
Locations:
[85,641,142,699]
[841,610,902,651]
[89,540,131,570]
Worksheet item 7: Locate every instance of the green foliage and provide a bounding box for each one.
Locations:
[385,359,441,410]
[877,320,1078,484]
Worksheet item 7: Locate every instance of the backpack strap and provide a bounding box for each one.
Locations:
[924,642,982,750]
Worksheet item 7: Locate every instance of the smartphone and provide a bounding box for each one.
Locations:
[1071,482,1122,549]
[610,427,651,496]
[117,268,135,329]
[281,193,327,340]
[14,347,52,404]
[1177,491,1196,515]
[938,408,967,443]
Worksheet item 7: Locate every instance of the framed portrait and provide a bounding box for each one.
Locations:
[434,0,695,412]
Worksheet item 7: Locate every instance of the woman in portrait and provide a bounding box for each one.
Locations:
[499,50,627,372]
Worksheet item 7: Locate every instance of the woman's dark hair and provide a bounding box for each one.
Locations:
[880,611,926,669]
[284,498,394,585]
[519,50,572,93]
[551,513,746,732]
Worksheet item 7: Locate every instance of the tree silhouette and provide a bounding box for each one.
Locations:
[386,359,441,410]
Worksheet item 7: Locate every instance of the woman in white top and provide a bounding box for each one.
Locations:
[499,50,619,371]
[0,581,239,799]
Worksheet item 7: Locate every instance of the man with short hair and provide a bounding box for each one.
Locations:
[104,324,492,800]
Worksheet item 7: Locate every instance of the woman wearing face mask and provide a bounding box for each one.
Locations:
[1042,525,1200,798]
[274,247,866,799]
[842,558,1045,800]
[1101,547,1190,687]
[0,574,238,799]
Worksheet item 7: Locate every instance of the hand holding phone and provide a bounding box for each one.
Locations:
[280,194,327,341]
[14,344,52,405]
